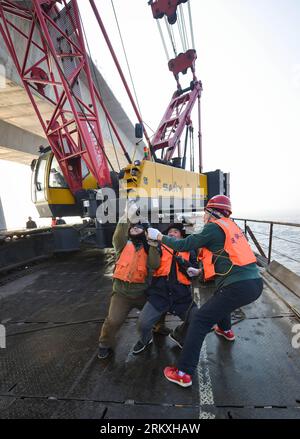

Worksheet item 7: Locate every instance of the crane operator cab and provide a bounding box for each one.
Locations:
[31,148,99,219]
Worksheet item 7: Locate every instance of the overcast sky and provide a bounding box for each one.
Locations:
[0,0,300,229]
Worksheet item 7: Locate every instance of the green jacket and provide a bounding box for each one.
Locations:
[162,222,260,289]
[112,219,161,297]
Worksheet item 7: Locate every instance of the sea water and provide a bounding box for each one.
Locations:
[192,215,300,276]
[235,220,300,276]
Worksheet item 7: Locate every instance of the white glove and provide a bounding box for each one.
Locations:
[187,267,201,277]
[127,202,139,222]
[147,239,159,247]
[147,227,161,240]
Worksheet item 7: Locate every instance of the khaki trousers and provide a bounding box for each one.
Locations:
[99,292,147,348]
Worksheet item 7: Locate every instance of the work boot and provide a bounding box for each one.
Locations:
[168,331,183,349]
[98,345,113,359]
[214,325,235,341]
[152,323,171,336]
[132,338,153,355]
[152,312,171,336]
[164,366,192,388]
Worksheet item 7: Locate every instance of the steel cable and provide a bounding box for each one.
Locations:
[169,21,177,55]
[177,7,186,51]
[179,4,189,50]
[80,9,121,171]
[31,9,116,174]
[157,19,170,61]
[187,0,196,50]
[110,0,143,123]
[164,16,177,57]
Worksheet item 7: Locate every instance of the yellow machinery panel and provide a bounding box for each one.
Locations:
[46,188,75,206]
[157,163,174,198]
[33,151,98,214]
[120,160,208,204]
[46,160,98,206]
[33,153,208,217]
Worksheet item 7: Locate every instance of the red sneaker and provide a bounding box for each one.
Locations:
[214,325,235,341]
[164,366,192,387]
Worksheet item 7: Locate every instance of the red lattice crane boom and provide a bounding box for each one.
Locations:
[0,0,137,194]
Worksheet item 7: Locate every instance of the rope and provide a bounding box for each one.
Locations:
[206,248,234,277]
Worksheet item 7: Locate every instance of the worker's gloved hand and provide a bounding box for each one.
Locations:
[147,227,161,241]
[126,200,140,223]
[187,267,201,277]
[148,239,159,247]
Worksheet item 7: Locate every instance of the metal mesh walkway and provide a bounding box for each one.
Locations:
[0,250,300,419]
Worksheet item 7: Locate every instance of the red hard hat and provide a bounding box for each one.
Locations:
[206,195,232,215]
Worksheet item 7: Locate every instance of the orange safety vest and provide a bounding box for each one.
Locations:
[199,217,256,281]
[113,241,148,284]
[153,245,191,286]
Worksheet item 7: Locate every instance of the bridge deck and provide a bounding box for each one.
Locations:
[0,250,300,419]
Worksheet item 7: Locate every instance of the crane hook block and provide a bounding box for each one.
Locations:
[149,0,189,25]
[168,49,197,77]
